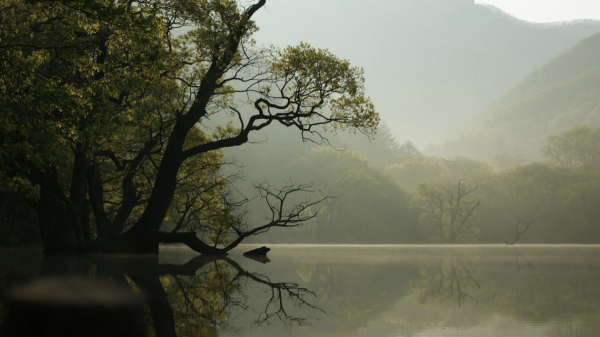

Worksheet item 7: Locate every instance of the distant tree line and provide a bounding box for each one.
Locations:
[2,117,599,246]
[231,124,600,244]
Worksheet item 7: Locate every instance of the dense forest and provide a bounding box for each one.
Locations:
[0,0,379,252]
[7,121,599,246]
[221,123,600,245]
[1,0,600,249]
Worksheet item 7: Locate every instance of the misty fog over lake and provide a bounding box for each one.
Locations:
[1,0,600,336]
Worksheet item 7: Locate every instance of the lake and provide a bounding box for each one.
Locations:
[1,245,600,337]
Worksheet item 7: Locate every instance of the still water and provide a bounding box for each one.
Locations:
[1,245,600,337]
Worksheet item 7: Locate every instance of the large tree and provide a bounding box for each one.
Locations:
[1,0,168,251]
[0,0,379,253]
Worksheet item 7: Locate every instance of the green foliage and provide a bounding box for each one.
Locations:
[160,262,232,337]
[398,140,422,162]
[350,122,405,167]
[307,121,406,168]
[385,159,446,192]
[376,123,402,154]
[386,156,492,193]
[228,121,600,245]
[262,42,379,139]
[0,0,165,172]
[280,148,414,243]
[410,181,481,243]
[440,156,493,183]
[541,125,600,169]
[0,0,382,250]
[493,152,525,172]
[4,0,600,249]
[467,127,600,243]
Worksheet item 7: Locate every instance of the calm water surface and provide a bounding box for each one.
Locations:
[1,245,600,337]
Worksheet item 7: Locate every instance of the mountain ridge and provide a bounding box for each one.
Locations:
[253,0,600,147]
[432,33,600,161]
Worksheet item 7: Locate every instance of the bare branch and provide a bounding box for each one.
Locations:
[505,217,534,245]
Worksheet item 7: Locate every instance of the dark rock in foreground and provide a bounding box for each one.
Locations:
[7,277,146,337]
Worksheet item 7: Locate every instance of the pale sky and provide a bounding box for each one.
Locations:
[475,0,600,23]
[251,0,600,147]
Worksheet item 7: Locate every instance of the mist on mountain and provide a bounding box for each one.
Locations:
[253,0,600,147]
[434,33,600,161]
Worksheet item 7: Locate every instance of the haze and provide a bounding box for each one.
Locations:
[476,0,600,23]
[2,1,600,336]
[253,0,600,148]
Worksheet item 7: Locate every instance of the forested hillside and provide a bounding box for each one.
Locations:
[434,33,600,160]
[221,123,600,245]
[218,30,600,244]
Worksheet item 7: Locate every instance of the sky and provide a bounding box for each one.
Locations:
[475,0,600,23]
[250,0,600,148]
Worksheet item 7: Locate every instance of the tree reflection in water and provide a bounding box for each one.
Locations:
[159,256,324,335]
[411,253,481,308]
[0,252,322,337]
[3,247,600,337]
[513,247,534,273]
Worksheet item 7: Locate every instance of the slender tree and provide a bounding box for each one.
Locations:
[411,180,481,243]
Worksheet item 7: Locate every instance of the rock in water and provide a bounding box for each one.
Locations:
[7,277,146,337]
[243,246,271,256]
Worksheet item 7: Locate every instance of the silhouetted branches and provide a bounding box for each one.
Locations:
[505,217,534,245]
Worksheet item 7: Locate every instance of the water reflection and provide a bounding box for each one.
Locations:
[0,250,322,337]
[513,247,535,273]
[2,246,600,337]
[411,253,481,308]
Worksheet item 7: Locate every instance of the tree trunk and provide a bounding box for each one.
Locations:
[153,231,246,255]
[69,149,90,250]
[111,167,142,238]
[127,269,177,337]
[81,199,91,242]
[123,0,266,253]
[30,149,90,252]
[126,123,187,252]
[87,163,112,240]
[4,207,18,246]
[33,171,77,252]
